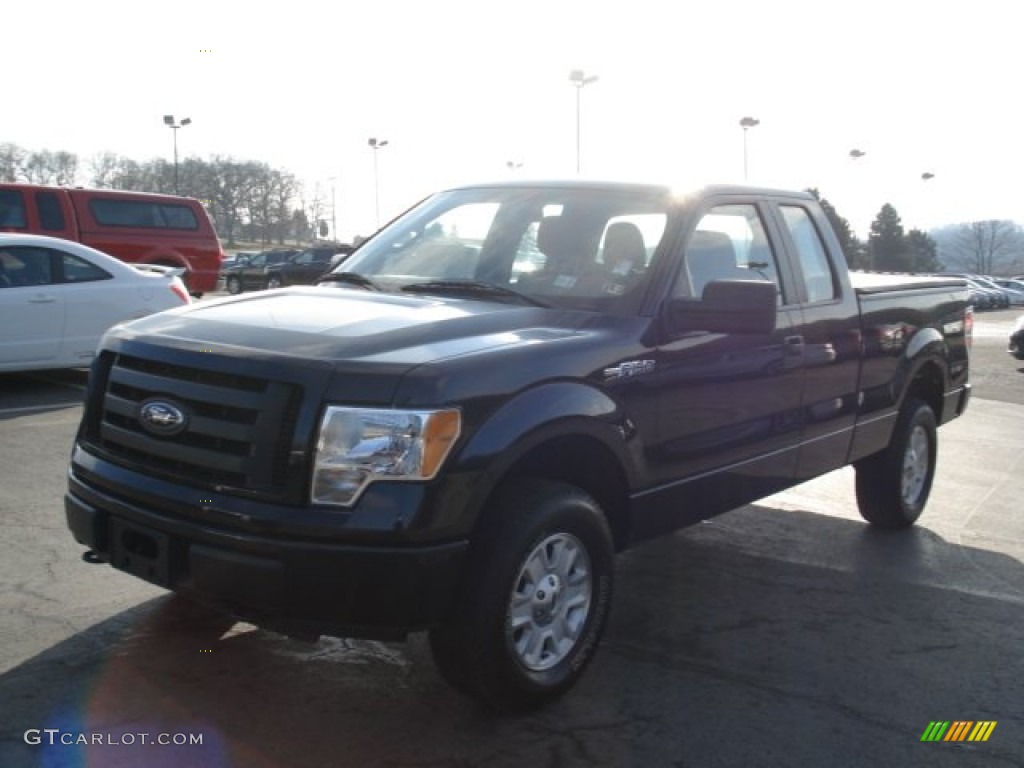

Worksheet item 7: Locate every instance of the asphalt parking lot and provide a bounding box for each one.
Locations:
[0,310,1021,768]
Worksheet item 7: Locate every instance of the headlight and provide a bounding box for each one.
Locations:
[311,407,461,506]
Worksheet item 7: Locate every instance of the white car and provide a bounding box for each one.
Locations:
[0,234,190,372]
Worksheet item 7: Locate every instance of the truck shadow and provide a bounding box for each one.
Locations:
[0,370,87,420]
[3,504,1023,767]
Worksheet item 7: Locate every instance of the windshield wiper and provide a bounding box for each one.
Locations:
[318,272,381,291]
[401,279,550,308]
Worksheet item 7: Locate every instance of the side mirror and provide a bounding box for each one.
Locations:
[670,279,777,334]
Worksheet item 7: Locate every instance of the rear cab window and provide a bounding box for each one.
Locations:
[88,199,199,230]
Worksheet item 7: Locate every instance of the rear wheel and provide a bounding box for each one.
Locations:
[267,274,284,289]
[855,397,937,529]
[429,479,614,712]
[225,275,242,295]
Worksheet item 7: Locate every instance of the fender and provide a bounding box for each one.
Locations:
[895,327,949,405]
[456,380,634,471]
[849,327,949,463]
[439,381,639,528]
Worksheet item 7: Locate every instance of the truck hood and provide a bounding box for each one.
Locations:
[111,286,588,367]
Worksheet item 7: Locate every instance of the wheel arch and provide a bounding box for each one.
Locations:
[447,382,638,552]
[494,434,632,552]
[902,357,945,422]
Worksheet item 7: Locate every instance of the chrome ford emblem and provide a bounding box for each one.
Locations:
[138,399,188,436]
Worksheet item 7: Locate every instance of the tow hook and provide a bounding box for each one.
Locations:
[82,550,103,564]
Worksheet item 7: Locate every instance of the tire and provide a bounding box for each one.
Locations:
[225,275,242,295]
[429,479,614,713]
[855,397,937,529]
[267,275,283,289]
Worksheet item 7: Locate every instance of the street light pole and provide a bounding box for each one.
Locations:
[739,116,759,181]
[163,115,192,195]
[368,137,389,228]
[326,176,339,241]
[569,69,598,174]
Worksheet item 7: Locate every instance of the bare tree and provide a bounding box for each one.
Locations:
[22,151,56,184]
[202,156,262,245]
[52,151,79,186]
[271,171,298,244]
[245,164,277,244]
[934,220,1024,274]
[19,149,79,185]
[89,152,121,187]
[0,143,27,182]
[303,185,327,243]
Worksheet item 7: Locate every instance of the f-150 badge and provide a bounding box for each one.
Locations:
[603,359,656,381]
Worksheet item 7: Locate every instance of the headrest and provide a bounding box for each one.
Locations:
[604,222,646,268]
[537,216,574,258]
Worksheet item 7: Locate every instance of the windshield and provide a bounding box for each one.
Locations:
[329,185,673,313]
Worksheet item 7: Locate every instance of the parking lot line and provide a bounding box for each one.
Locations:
[0,402,83,416]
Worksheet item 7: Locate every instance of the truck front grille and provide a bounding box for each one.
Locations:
[86,353,303,496]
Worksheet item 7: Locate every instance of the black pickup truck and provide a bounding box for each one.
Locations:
[65,182,971,712]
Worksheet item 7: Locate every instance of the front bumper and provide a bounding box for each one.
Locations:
[66,468,468,640]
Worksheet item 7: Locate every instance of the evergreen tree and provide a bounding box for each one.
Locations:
[805,188,866,268]
[868,204,908,271]
[905,229,942,272]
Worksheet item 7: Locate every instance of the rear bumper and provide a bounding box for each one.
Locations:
[66,472,467,640]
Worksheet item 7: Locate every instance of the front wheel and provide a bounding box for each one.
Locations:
[855,397,937,529]
[429,479,614,712]
[225,275,242,295]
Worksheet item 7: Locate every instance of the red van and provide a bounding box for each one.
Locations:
[0,184,224,295]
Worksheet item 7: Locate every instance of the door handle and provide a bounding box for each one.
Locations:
[28,295,57,304]
[784,335,805,355]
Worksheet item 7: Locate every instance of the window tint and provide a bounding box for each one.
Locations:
[35,192,66,230]
[89,199,199,230]
[779,205,836,303]
[675,204,784,302]
[0,189,27,227]
[0,246,54,286]
[60,251,111,283]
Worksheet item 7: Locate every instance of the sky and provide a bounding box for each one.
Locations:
[4,0,1022,241]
